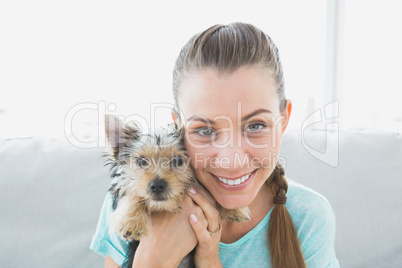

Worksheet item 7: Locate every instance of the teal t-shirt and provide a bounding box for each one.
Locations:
[90,177,340,267]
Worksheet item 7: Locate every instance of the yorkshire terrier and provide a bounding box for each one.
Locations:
[103,115,250,268]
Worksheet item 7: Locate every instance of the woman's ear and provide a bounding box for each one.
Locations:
[171,109,177,122]
[280,99,292,136]
[171,108,183,126]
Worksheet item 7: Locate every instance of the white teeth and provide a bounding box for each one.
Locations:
[217,172,253,186]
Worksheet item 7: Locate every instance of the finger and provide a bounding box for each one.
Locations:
[188,187,220,232]
[182,196,208,227]
[194,205,209,228]
[192,182,216,206]
[189,214,217,245]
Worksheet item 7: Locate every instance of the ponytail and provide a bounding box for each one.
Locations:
[267,162,306,268]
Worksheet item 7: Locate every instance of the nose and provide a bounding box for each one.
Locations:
[215,135,249,171]
[149,179,167,194]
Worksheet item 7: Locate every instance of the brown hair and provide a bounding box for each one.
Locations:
[172,22,306,268]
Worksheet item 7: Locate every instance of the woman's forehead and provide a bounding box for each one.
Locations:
[178,67,280,119]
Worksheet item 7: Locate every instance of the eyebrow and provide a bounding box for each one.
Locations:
[187,108,272,124]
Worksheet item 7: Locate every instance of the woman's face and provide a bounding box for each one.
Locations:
[176,66,291,209]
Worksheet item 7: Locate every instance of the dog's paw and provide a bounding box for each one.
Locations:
[122,231,132,240]
[121,218,148,241]
[134,229,145,240]
[110,211,145,241]
[219,206,250,222]
[121,228,145,241]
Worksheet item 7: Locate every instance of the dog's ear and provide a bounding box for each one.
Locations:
[105,115,124,158]
[105,115,141,158]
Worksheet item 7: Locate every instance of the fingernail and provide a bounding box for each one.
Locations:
[190,214,198,222]
[189,187,197,194]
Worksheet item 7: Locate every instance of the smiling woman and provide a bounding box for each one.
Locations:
[178,67,288,213]
[92,22,339,268]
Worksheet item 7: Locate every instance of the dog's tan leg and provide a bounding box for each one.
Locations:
[110,196,149,241]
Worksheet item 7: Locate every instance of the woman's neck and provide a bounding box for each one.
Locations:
[220,183,274,244]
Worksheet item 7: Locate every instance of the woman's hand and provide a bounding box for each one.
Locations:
[188,184,223,268]
[133,195,207,268]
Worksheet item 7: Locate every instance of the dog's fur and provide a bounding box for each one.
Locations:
[104,115,250,268]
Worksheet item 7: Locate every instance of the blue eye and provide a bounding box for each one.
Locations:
[246,123,268,132]
[194,127,215,136]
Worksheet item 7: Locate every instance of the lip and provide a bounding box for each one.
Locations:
[212,171,255,180]
[210,169,258,192]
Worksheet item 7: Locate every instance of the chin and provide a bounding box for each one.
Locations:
[215,194,251,210]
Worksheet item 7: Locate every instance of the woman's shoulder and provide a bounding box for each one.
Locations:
[285,177,339,266]
[285,177,336,230]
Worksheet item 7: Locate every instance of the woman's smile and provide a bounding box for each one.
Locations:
[209,169,258,191]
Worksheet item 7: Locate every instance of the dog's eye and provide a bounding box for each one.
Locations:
[137,157,149,168]
[171,156,184,168]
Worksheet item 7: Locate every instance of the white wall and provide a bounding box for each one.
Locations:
[1,0,400,141]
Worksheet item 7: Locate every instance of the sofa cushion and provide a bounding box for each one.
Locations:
[0,137,110,267]
[280,130,402,268]
[0,130,401,267]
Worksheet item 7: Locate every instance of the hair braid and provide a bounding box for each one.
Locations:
[267,163,306,268]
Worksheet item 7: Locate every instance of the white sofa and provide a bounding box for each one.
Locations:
[0,130,401,267]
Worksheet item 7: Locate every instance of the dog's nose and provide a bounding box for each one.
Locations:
[149,179,167,194]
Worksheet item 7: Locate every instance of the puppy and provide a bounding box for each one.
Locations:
[103,115,250,267]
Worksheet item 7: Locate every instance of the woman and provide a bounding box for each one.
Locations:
[91,22,339,267]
